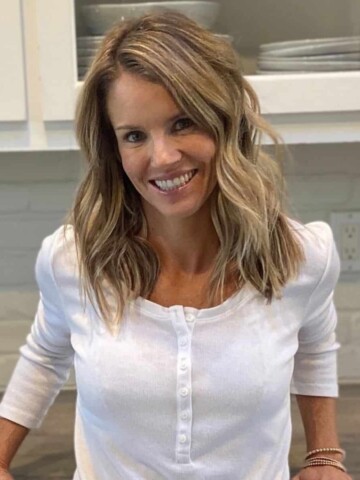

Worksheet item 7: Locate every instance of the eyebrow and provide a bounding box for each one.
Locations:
[115,111,184,131]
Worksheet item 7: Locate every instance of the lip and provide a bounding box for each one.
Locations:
[149,168,197,182]
[149,170,197,194]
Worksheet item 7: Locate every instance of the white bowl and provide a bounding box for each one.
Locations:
[82,2,220,35]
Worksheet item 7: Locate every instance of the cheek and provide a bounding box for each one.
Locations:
[119,154,131,177]
[192,136,216,165]
[121,163,139,188]
[120,155,151,197]
[119,150,142,182]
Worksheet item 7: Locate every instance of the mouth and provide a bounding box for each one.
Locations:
[149,169,198,193]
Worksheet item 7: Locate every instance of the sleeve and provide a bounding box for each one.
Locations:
[0,229,74,429]
[290,222,341,397]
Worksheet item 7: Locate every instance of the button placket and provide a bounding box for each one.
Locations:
[173,308,196,464]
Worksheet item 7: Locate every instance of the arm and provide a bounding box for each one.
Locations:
[0,229,74,475]
[0,417,29,469]
[295,395,341,458]
[292,395,352,479]
[291,224,351,478]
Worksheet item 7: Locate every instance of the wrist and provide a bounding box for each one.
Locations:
[303,447,347,473]
[305,447,346,461]
[309,451,344,461]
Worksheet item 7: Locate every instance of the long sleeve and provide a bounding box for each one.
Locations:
[290,222,341,397]
[0,230,74,429]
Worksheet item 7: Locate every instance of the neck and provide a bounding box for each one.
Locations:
[143,210,219,276]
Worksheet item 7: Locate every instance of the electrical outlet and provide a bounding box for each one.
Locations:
[341,224,360,261]
[330,211,360,272]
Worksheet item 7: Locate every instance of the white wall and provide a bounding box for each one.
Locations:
[0,151,81,389]
[0,143,359,389]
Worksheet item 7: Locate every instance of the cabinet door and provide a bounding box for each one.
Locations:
[0,0,26,121]
[36,0,77,121]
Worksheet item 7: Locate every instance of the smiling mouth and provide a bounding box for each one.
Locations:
[150,169,197,192]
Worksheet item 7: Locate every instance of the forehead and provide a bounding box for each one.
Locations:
[106,71,179,121]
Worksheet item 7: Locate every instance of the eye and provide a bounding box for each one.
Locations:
[174,117,194,132]
[123,131,145,143]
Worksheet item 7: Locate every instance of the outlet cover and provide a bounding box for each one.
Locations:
[330,211,360,272]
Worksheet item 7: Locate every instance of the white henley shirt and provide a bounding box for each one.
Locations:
[0,218,341,480]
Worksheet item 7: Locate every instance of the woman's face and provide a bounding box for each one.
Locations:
[106,71,217,222]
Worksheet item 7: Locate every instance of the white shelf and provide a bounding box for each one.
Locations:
[1,72,359,151]
[247,71,360,114]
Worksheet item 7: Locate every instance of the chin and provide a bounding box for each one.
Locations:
[146,200,204,220]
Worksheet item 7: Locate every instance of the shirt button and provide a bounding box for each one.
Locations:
[180,338,188,346]
[180,387,189,397]
[181,412,189,420]
[179,434,187,444]
[180,363,187,371]
[185,313,195,322]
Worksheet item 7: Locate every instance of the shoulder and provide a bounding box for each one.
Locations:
[287,217,336,262]
[286,217,340,292]
[36,224,78,290]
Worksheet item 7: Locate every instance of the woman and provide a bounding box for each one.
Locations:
[0,11,351,480]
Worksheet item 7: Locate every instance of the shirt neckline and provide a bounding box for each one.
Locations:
[132,283,259,321]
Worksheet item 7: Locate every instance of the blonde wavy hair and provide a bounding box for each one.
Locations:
[65,11,306,328]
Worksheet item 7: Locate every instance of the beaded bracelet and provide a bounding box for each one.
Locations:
[303,456,347,473]
[305,447,346,461]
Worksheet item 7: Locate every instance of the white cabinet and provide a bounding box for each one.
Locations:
[0,0,27,149]
[0,0,26,121]
[36,0,77,122]
[0,0,359,151]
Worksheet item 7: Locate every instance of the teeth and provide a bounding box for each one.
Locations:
[154,170,196,191]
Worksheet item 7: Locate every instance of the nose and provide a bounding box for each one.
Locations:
[149,135,182,167]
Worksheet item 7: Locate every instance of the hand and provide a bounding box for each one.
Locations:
[292,466,353,480]
[0,468,14,480]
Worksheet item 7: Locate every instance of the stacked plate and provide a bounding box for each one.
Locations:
[77,36,103,79]
[77,1,231,80]
[257,36,360,74]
